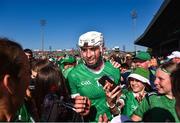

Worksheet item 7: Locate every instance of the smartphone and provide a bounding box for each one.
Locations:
[98,75,117,91]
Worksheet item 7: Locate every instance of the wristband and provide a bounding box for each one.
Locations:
[106,102,116,109]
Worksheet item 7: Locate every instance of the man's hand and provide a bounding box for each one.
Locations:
[103,84,121,107]
[73,96,91,116]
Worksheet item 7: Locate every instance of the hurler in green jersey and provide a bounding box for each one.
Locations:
[67,31,121,121]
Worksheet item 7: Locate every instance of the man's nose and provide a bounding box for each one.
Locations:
[86,49,93,58]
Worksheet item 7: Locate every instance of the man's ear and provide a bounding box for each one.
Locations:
[3,74,15,95]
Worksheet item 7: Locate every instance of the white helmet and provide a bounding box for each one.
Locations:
[78,31,104,47]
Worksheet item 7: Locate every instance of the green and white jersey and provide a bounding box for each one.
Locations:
[120,89,139,118]
[133,94,179,122]
[67,61,121,122]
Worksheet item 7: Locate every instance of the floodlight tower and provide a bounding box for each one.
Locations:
[40,19,46,52]
[131,10,138,53]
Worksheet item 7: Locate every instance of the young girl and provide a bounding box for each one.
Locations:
[34,62,90,122]
[120,67,152,118]
[131,62,179,122]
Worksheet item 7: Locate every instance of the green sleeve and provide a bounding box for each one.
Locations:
[63,67,74,79]
[67,71,78,95]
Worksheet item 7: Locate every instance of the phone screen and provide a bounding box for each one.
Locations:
[98,75,117,91]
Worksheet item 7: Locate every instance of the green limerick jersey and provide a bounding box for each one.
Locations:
[67,61,120,122]
[120,89,139,118]
[133,94,179,122]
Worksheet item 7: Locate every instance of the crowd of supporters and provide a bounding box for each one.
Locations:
[0,32,180,122]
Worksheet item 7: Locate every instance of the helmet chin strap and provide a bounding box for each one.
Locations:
[100,45,104,56]
[100,46,103,52]
[85,55,103,70]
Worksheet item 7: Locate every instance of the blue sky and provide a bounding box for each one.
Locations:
[0,0,163,52]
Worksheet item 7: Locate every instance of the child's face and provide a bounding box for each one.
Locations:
[129,78,145,93]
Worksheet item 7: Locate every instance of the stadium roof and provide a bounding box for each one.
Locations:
[135,0,180,48]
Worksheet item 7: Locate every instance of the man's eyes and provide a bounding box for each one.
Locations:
[81,47,97,51]
[81,48,87,52]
